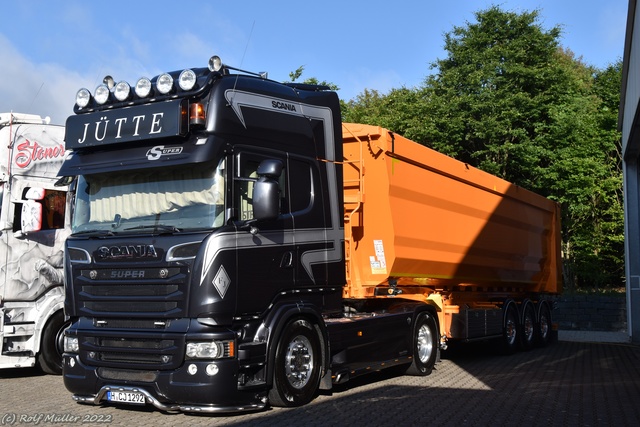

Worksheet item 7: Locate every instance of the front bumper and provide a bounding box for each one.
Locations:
[73,385,266,414]
[63,354,267,414]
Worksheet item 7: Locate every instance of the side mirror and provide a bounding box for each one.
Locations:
[253,159,283,221]
[21,200,43,233]
[25,187,46,201]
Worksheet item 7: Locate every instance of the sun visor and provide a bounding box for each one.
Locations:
[58,135,222,176]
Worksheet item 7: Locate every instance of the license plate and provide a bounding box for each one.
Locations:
[107,390,146,405]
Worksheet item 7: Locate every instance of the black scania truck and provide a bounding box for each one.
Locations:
[60,56,440,413]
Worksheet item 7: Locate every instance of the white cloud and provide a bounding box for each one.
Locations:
[0,34,91,125]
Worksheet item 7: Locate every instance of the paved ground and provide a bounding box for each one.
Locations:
[0,333,638,427]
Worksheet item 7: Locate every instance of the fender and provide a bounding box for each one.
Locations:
[23,286,65,354]
[503,298,519,319]
[253,301,330,390]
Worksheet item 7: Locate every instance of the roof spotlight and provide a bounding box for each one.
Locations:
[208,56,223,72]
[103,75,115,90]
[156,73,174,95]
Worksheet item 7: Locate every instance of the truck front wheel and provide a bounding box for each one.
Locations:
[268,318,322,407]
[405,312,438,376]
[37,311,69,375]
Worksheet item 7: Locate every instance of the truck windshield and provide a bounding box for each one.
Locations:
[72,159,225,234]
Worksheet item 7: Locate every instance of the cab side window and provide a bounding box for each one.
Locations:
[287,157,313,214]
[43,190,66,229]
[235,153,287,221]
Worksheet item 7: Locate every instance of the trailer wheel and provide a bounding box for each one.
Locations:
[521,302,536,351]
[37,311,69,375]
[502,304,519,354]
[268,318,322,407]
[405,312,438,376]
[537,302,552,347]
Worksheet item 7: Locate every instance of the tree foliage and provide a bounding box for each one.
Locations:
[288,65,340,91]
[342,6,624,289]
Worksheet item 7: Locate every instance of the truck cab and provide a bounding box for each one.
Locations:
[0,112,70,373]
[61,57,356,412]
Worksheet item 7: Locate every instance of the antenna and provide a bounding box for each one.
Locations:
[27,82,44,112]
[230,21,257,97]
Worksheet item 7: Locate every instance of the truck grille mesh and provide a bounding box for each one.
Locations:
[76,267,186,316]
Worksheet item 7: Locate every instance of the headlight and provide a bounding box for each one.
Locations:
[64,336,79,353]
[178,69,197,91]
[114,81,131,101]
[156,73,173,94]
[186,340,234,359]
[135,77,152,98]
[76,88,91,108]
[94,84,110,105]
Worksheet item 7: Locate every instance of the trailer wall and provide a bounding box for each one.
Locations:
[341,123,562,299]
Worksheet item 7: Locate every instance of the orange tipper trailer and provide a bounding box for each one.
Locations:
[341,122,562,349]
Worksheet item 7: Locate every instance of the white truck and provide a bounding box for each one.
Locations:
[0,112,70,374]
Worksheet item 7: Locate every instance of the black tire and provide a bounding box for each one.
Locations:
[536,302,552,347]
[37,311,69,375]
[521,302,536,351]
[268,318,322,407]
[502,304,519,355]
[405,312,438,376]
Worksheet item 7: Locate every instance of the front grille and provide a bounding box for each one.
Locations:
[72,260,194,370]
[98,352,172,365]
[84,301,178,313]
[98,367,158,382]
[94,318,170,329]
[97,338,174,349]
[81,333,183,370]
[83,284,179,296]
[75,266,187,316]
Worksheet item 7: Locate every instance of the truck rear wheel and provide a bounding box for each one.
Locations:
[502,304,519,354]
[268,318,322,407]
[405,312,438,376]
[537,302,552,347]
[37,311,69,375]
[521,302,536,351]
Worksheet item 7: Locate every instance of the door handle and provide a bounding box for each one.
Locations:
[280,251,293,268]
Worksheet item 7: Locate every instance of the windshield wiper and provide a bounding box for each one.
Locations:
[123,225,181,233]
[72,229,115,237]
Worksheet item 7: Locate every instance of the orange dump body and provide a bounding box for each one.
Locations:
[341,123,562,307]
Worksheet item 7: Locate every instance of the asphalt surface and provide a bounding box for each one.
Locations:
[0,333,638,427]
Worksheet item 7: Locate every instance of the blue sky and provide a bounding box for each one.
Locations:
[0,0,628,125]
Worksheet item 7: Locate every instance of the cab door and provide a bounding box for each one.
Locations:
[234,150,296,316]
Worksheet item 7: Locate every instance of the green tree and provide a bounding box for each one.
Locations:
[288,65,340,91]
